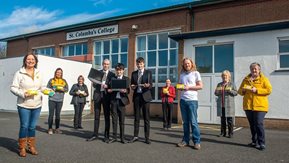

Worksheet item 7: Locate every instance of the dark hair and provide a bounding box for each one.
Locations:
[22,53,38,68]
[54,68,63,79]
[115,63,125,70]
[78,75,84,82]
[136,57,145,64]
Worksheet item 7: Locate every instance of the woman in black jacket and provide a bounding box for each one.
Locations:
[69,75,89,129]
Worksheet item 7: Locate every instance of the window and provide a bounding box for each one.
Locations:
[94,37,128,70]
[195,43,233,73]
[33,47,55,56]
[136,31,178,101]
[279,39,289,69]
[63,42,87,57]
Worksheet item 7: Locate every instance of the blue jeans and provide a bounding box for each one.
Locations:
[180,99,200,144]
[18,106,41,138]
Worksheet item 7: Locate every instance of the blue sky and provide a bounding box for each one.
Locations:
[0,0,195,39]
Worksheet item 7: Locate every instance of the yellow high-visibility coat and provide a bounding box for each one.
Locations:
[238,73,272,112]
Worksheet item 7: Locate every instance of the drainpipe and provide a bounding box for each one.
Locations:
[189,4,194,31]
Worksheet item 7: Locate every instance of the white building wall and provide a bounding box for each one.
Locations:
[183,29,289,120]
[0,55,92,114]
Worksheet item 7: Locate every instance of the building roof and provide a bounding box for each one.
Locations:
[169,20,289,40]
[0,0,233,42]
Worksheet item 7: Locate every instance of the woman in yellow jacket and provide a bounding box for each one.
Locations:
[238,62,272,151]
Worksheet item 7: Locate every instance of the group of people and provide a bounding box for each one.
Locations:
[10,53,272,157]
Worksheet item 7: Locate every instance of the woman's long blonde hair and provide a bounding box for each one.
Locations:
[181,57,197,73]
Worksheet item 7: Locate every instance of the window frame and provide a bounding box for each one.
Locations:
[62,42,88,57]
[278,38,289,70]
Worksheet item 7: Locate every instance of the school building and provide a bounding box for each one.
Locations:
[1,0,289,128]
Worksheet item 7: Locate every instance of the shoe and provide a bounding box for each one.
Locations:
[257,144,266,151]
[167,127,172,131]
[78,126,83,129]
[248,142,257,147]
[108,138,117,144]
[55,129,62,134]
[74,126,78,129]
[194,144,201,150]
[121,139,127,144]
[86,136,98,142]
[48,129,53,135]
[177,141,188,147]
[227,134,233,138]
[145,139,151,144]
[129,137,139,143]
[103,137,110,143]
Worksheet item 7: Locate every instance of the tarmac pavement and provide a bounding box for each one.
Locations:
[0,112,289,163]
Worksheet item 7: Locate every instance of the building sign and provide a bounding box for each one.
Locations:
[66,24,118,40]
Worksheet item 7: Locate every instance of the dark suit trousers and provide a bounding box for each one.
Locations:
[111,99,125,139]
[93,93,111,138]
[133,94,150,139]
[162,101,173,128]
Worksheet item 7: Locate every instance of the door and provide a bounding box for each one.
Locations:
[195,43,234,124]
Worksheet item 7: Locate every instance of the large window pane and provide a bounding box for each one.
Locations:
[103,41,110,54]
[137,52,146,59]
[214,44,233,73]
[158,68,167,82]
[137,36,146,51]
[159,50,168,66]
[147,51,156,66]
[147,68,156,83]
[279,40,289,53]
[94,56,101,66]
[95,42,101,54]
[169,68,178,83]
[75,44,82,55]
[159,33,168,49]
[196,46,212,73]
[170,38,177,48]
[103,55,109,61]
[170,49,177,66]
[112,39,119,53]
[111,55,118,68]
[121,53,127,68]
[280,55,289,68]
[148,35,156,50]
[68,45,74,56]
[121,38,128,52]
[83,43,87,55]
[158,87,163,100]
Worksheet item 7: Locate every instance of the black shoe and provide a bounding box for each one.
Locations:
[257,144,266,151]
[103,137,110,143]
[86,136,98,142]
[145,139,151,144]
[248,142,256,147]
[121,139,127,144]
[74,126,78,129]
[108,138,117,144]
[78,126,83,129]
[129,137,139,143]
[227,134,233,138]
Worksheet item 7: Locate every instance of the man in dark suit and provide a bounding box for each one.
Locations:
[87,59,115,143]
[130,57,153,144]
[107,63,130,144]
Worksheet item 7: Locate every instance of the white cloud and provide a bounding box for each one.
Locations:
[91,0,112,6]
[0,7,120,39]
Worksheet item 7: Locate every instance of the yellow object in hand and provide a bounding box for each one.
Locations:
[176,84,185,90]
[27,90,38,95]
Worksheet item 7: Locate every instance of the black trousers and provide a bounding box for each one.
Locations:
[245,110,266,145]
[93,94,111,138]
[73,103,85,128]
[220,107,233,136]
[162,101,173,128]
[111,99,125,140]
[133,94,150,139]
[48,100,63,129]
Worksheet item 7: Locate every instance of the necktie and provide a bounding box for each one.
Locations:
[102,72,107,82]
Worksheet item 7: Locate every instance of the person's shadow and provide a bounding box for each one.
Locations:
[0,137,18,155]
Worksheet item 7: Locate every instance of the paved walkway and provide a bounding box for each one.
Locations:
[0,112,288,163]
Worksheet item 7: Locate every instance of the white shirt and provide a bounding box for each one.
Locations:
[179,71,202,101]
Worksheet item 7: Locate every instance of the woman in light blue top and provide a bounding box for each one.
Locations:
[176,57,203,150]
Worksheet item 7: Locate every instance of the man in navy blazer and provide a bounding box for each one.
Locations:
[107,63,130,144]
[87,59,115,143]
[129,57,153,144]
